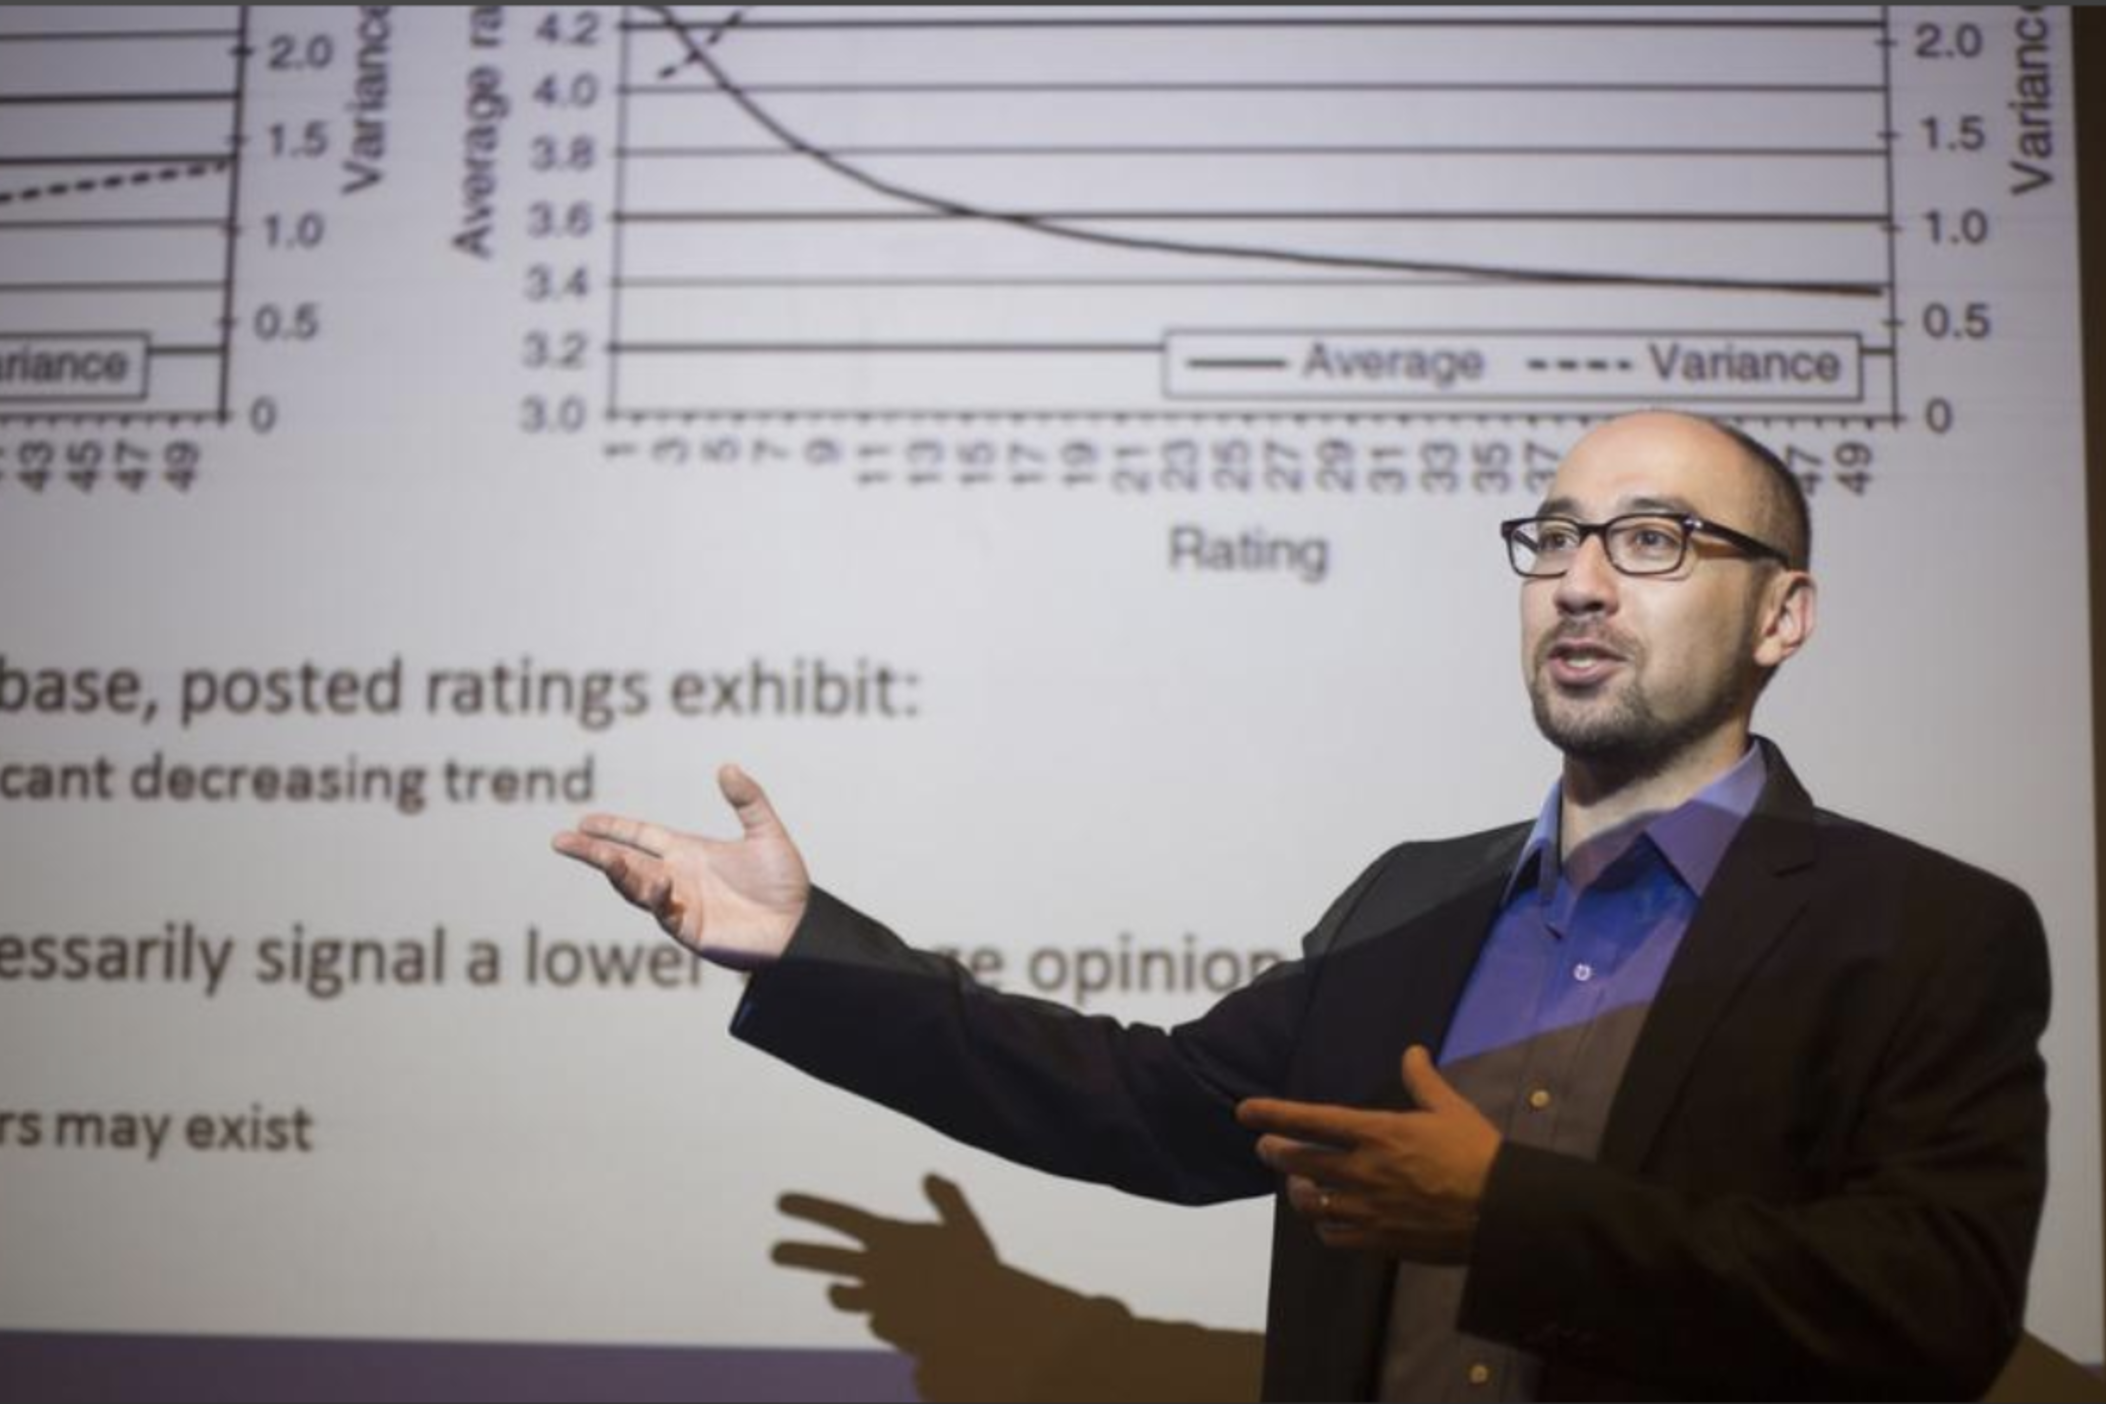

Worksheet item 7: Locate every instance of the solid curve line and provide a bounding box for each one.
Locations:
[638,5,1881,299]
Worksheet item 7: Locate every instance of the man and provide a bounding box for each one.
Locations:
[554,411,2049,1401]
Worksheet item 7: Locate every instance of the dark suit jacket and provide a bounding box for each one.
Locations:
[735,744,2050,1401]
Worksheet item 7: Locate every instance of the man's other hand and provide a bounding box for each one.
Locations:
[1237,1046,1500,1263]
[551,763,810,969]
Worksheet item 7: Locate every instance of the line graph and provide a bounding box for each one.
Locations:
[608,4,1902,420]
[0,7,248,424]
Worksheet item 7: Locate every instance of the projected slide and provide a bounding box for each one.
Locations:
[0,4,2096,1391]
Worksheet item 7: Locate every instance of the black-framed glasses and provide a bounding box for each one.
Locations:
[1500,513,1791,578]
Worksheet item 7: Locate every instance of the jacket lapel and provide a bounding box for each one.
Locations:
[1594,739,1820,1172]
[1369,873,1518,1111]
[1311,829,1528,1110]
[1274,832,1527,1403]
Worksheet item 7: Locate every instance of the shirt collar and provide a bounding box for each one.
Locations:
[1504,742,1770,903]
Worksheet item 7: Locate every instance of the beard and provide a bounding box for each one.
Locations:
[1527,623,1757,776]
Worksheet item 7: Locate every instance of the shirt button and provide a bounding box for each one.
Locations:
[1468,1362,1493,1386]
[1573,962,1594,982]
[1527,1088,1552,1110]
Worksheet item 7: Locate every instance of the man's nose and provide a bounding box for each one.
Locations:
[1553,534,1620,613]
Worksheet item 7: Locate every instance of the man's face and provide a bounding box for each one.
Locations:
[1521,413,1786,771]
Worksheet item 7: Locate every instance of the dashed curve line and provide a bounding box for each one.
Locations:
[0,158,230,208]
[657,4,750,80]
[637,4,1881,299]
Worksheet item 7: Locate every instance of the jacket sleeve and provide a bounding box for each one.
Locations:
[1457,881,2051,1401]
[728,864,1387,1206]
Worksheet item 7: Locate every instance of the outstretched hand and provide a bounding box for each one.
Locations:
[550,763,810,969]
[1237,1046,1500,1263]
[774,1174,1001,1316]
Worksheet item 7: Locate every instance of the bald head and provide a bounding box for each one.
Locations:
[1564,412,1810,571]
[1703,417,1812,571]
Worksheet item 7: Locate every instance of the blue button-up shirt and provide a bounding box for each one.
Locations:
[1445,742,1770,1070]
[1379,744,1771,1403]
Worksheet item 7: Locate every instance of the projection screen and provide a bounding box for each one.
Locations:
[0,3,2097,1394]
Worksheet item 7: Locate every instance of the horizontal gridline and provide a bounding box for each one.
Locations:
[610,3,1899,417]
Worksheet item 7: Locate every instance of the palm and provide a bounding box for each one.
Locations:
[657,816,809,962]
[551,764,811,969]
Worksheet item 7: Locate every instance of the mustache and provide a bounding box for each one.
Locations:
[1536,622,1640,667]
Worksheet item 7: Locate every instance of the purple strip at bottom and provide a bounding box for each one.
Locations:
[0,1332,920,1404]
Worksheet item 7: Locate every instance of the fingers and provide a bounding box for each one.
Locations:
[574,812,681,858]
[924,1174,996,1256]
[1237,1096,1371,1148]
[772,1242,870,1277]
[921,1174,991,1247]
[550,833,672,915]
[559,774,783,856]
[1285,1174,1372,1251]
[1285,1174,1347,1222]
[1255,1133,1353,1184]
[776,1193,887,1243]
[1400,1045,1463,1112]
[719,763,788,840]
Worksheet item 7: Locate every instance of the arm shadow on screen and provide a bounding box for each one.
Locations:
[770,1173,1263,1404]
[769,1172,2106,1404]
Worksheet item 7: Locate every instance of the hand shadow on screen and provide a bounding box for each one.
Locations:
[772,1173,1263,1403]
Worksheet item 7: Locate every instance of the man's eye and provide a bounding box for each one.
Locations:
[1536,525,1581,551]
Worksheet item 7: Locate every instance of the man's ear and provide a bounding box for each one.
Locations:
[1753,570,1817,670]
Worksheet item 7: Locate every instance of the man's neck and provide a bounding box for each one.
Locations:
[1559,726,1754,860]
